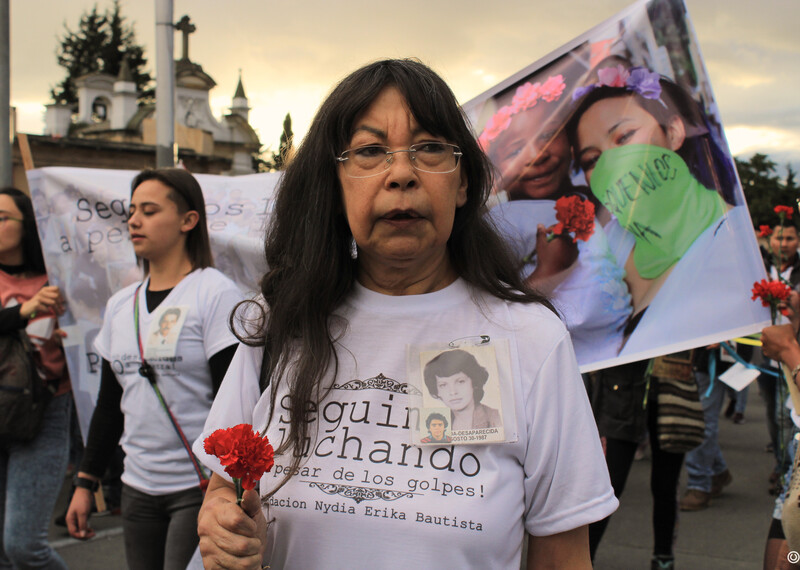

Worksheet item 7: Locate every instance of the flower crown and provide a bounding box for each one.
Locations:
[478,74,566,151]
[572,65,662,102]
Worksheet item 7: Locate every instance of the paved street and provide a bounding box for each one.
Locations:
[50,389,778,569]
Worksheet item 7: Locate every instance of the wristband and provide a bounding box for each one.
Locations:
[74,476,100,493]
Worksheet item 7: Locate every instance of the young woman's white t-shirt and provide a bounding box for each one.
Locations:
[95,267,242,494]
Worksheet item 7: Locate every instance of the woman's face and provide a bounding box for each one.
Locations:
[128,180,196,264]
[492,106,572,200]
[0,195,25,265]
[338,87,467,278]
[575,96,684,184]
[435,371,475,413]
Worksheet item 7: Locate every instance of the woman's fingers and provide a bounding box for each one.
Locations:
[761,324,797,360]
[22,285,65,317]
[65,489,96,540]
[198,496,263,569]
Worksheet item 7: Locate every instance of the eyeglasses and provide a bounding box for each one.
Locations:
[336,142,462,178]
[0,215,22,225]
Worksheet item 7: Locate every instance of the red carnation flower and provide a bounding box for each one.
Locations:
[550,195,595,243]
[751,279,792,323]
[758,225,773,238]
[774,205,794,220]
[204,424,274,503]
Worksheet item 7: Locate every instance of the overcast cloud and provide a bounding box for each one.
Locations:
[9,0,800,168]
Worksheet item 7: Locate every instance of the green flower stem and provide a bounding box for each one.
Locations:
[234,479,243,506]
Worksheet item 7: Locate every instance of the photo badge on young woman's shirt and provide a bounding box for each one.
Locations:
[144,305,189,359]
[407,338,517,446]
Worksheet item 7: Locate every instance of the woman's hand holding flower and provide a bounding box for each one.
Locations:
[531,224,579,277]
[776,291,800,335]
[761,324,800,365]
[198,474,268,570]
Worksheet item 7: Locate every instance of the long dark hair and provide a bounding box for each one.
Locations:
[130,168,213,273]
[0,188,46,274]
[237,59,552,494]
[566,73,739,205]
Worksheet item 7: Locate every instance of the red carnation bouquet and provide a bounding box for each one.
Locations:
[752,279,792,324]
[549,195,595,243]
[204,424,275,505]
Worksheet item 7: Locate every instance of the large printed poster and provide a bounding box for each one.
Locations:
[28,0,772,438]
[26,167,277,436]
[463,0,769,369]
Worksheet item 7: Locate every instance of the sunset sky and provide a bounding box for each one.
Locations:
[9,0,800,169]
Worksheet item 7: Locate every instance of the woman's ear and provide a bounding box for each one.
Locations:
[181,210,200,233]
[456,171,468,208]
[666,115,686,152]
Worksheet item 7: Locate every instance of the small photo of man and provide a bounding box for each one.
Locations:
[151,307,181,345]
[145,305,188,359]
[420,412,452,444]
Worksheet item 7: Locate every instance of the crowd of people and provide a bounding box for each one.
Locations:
[0,57,795,570]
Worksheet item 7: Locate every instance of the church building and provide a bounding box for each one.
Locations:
[12,16,260,187]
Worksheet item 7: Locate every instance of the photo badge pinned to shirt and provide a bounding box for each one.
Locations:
[144,305,189,359]
[407,336,518,446]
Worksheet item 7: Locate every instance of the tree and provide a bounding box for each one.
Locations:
[51,0,152,105]
[737,153,800,227]
[254,113,295,172]
[274,114,294,170]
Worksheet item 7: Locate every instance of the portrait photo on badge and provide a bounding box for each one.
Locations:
[410,344,511,445]
[145,304,189,359]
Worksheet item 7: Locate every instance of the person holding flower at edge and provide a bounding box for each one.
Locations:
[760,214,800,489]
[194,58,617,569]
[760,289,800,570]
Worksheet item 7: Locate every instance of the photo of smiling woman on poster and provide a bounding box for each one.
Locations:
[475,59,633,365]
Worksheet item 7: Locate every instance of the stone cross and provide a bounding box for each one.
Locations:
[175,16,196,61]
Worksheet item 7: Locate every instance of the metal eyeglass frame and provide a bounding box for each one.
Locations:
[336,143,462,178]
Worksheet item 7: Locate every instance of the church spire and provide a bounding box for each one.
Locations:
[231,69,250,120]
[234,70,247,99]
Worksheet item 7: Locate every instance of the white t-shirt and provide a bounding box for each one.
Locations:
[95,267,242,494]
[194,279,617,568]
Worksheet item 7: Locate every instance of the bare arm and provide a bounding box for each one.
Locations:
[526,526,592,570]
[197,473,268,570]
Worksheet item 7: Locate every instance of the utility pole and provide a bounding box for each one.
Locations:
[0,0,11,186]
[155,0,175,168]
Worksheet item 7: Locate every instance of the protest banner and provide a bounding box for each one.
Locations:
[27,0,773,436]
[463,0,769,369]
[26,167,278,436]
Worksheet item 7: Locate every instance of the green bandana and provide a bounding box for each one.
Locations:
[590,144,726,279]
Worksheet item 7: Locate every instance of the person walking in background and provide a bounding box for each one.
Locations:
[761,221,800,495]
[587,359,687,570]
[679,342,752,511]
[0,188,72,569]
[65,169,242,570]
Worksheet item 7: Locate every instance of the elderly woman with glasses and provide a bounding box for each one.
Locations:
[193,59,617,570]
